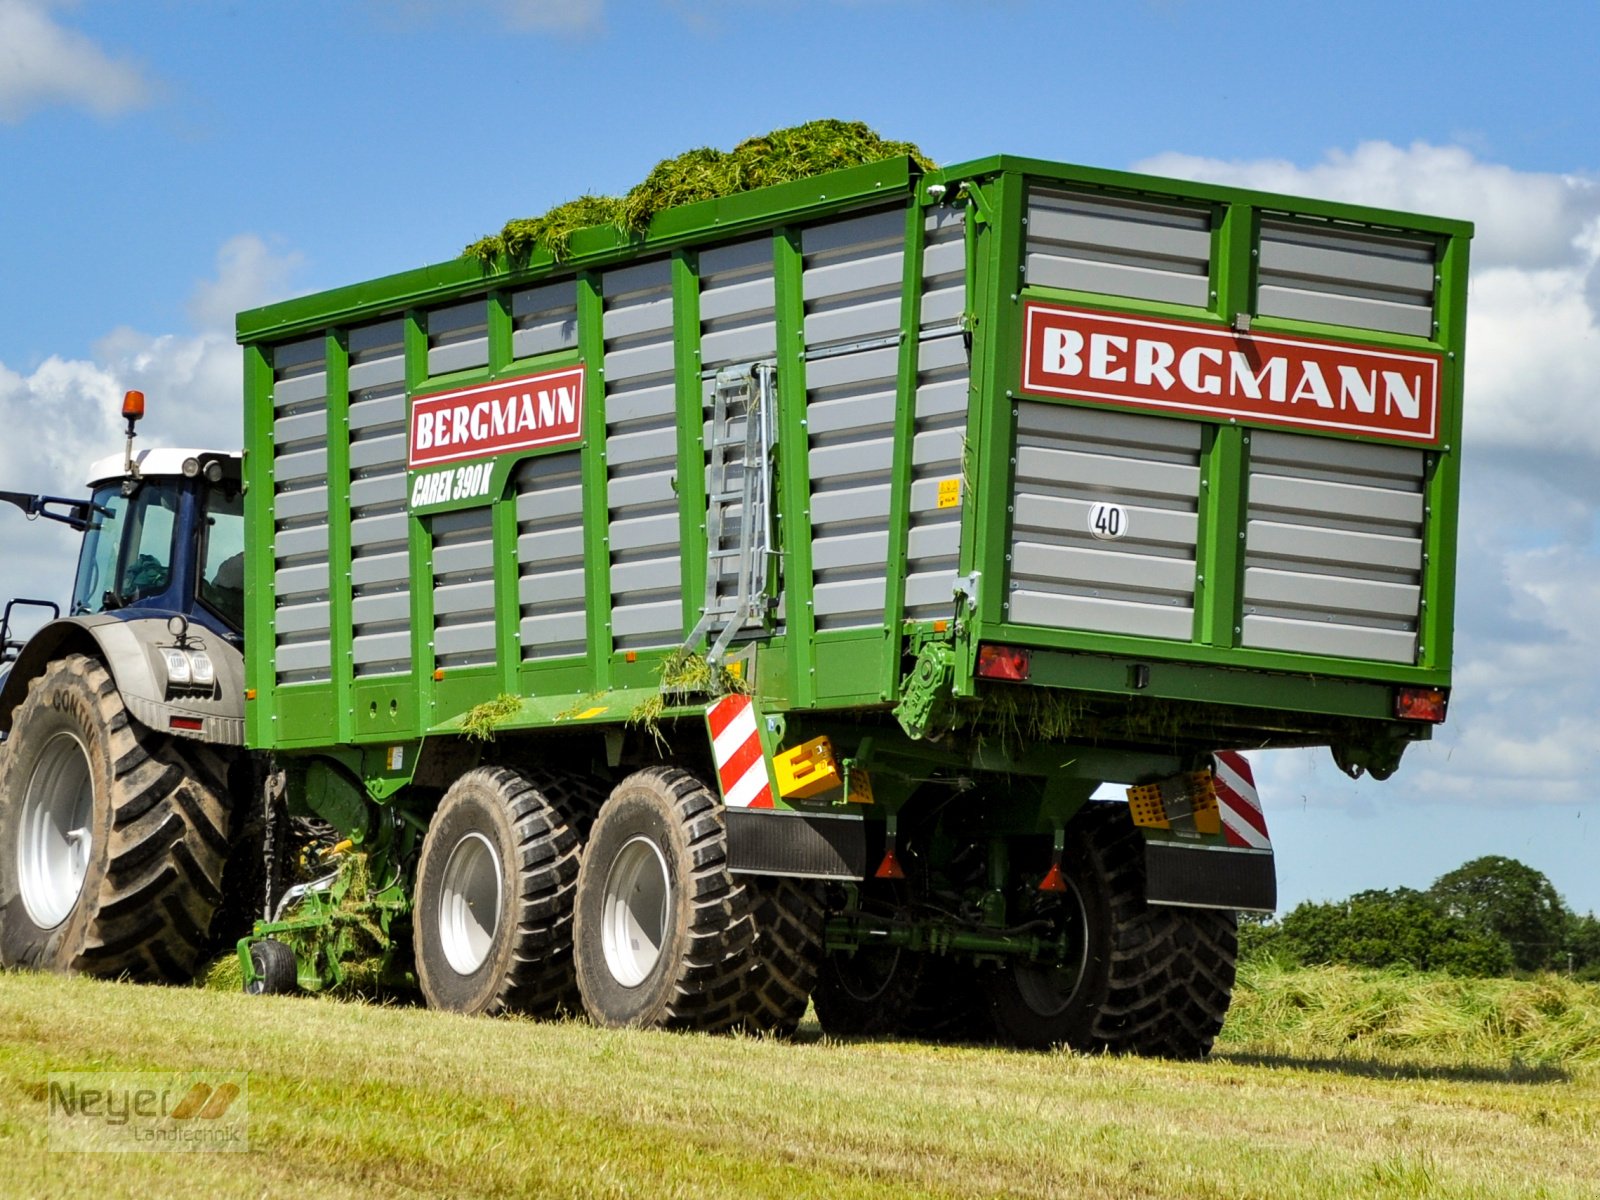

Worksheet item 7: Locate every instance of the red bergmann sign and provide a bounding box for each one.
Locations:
[408,365,585,468]
[1021,302,1441,444]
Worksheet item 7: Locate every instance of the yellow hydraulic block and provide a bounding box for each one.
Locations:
[773,735,843,800]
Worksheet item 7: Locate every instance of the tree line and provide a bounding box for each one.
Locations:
[1241,855,1600,978]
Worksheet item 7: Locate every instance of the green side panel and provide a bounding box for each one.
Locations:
[405,311,437,735]
[271,684,339,745]
[351,676,418,741]
[323,330,355,745]
[773,227,817,709]
[242,342,275,750]
[576,272,613,695]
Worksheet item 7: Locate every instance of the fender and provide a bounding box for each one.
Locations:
[0,615,245,746]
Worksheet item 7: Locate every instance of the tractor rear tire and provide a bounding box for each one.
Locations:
[986,804,1237,1058]
[413,766,592,1017]
[0,654,231,982]
[573,766,757,1032]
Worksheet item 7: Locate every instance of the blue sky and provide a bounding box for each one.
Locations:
[3,0,1598,917]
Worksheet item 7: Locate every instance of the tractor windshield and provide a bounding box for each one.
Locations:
[70,480,181,616]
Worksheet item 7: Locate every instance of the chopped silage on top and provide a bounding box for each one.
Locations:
[464,119,935,267]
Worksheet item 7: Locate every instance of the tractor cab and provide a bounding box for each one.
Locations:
[72,446,245,644]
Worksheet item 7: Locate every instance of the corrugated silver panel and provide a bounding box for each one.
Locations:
[427,299,489,375]
[801,212,905,630]
[431,506,496,669]
[271,335,332,684]
[1243,429,1424,664]
[604,258,682,650]
[347,319,412,677]
[515,451,587,660]
[805,347,897,630]
[1007,403,1200,640]
[1026,189,1212,308]
[699,238,776,370]
[803,208,904,350]
[512,280,578,360]
[904,208,970,621]
[1257,220,1435,338]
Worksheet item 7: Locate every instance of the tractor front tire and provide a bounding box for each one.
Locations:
[0,654,231,982]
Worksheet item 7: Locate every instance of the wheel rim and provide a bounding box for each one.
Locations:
[437,832,503,975]
[1012,881,1091,1018]
[16,731,96,930]
[600,835,671,988]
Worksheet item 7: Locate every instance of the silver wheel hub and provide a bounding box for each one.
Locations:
[437,831,503,975]
[600,835,671,988]
[17,731,96,930]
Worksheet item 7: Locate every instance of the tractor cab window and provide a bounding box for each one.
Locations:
[70,480,181,616]
[197,481,245,633]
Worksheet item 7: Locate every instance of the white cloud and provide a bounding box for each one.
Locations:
[187,235,306,333]
[0,0,152,123]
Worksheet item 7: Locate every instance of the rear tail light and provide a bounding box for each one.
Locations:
[976,643,1031,682]
[1396,686,1449,723]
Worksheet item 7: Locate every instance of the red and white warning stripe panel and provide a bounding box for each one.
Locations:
[1214,750,1270,850]
[707,695,774,810]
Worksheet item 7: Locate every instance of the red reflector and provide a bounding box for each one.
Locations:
[169,716,203,731]
[874,848,906,880]
[1396,687,1449,723]
[1038,862,1067,893]
[976,643,1031,681]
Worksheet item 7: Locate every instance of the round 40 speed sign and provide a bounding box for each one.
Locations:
[1087,501,1128,541]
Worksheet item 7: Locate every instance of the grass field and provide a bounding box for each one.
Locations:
[3,963,1598,1199]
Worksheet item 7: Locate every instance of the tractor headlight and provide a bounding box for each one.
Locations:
[161,648,192,685]
[189,651,215,686]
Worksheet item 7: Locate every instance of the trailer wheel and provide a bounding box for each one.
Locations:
[0,654,230,982]
[898,955,994,1042]
[245,938,298,995]
[573,766,756,1031]
[737,877,824,1036]
[413,766,590,1017]
[987,804,1237,1058]
[814,944,921,1037]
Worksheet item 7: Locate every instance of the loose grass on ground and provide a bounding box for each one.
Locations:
[2,965,1598,1199]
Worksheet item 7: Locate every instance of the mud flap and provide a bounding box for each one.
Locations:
[1128,751,1277,914]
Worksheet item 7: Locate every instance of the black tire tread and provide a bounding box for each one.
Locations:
[494,766,603,1018]
[1075,804,1238,1058]
[5,654,232,982]
[737,876,824,1036]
